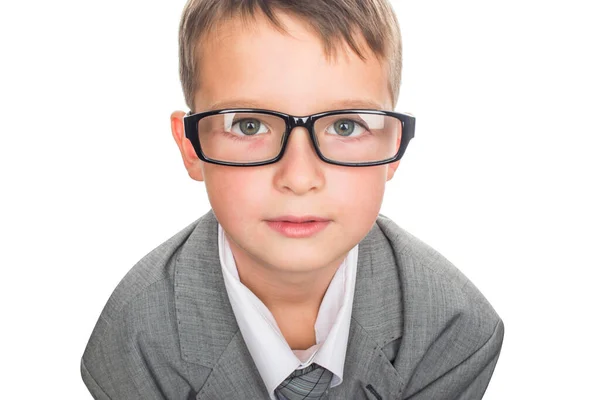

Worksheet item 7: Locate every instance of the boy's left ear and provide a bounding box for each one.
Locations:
[386,160,401,181]
[386,132,402,181]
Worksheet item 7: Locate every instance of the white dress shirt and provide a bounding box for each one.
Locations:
[218,223,359,400]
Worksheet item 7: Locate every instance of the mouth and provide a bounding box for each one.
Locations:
[266,216,331,223]
[265,217,331,238]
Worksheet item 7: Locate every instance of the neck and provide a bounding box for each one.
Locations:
[242,264,338,313]
[227,237,345,312]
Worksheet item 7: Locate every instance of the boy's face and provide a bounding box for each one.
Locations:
[172,11,401,277]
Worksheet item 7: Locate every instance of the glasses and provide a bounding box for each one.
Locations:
[183,108,416,167]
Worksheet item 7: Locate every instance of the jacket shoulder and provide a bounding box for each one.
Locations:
[81,213,213,398]
[374,213,503,389]
[99,217,202,326]
[375,213,496,310]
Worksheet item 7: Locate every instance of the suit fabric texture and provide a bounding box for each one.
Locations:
[81,209,504,399]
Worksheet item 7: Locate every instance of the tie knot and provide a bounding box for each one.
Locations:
[275,363,333,400]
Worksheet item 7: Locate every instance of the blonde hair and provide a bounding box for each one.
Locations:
[178,0,402,113]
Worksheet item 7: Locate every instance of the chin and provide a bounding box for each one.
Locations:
[264,247,343,272]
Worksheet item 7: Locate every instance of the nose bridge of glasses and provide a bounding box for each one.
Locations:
[289,115,311,129]
[285,115,314,139]
[289,114,317,137]
[282,116,318,155]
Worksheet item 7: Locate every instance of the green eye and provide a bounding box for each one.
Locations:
[237,118,261,135]
[333,120,355,136]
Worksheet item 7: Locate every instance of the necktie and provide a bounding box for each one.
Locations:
[274,363,334,400]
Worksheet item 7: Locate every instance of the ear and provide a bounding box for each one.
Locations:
[386,127,403,181]
[170,110,205,182]
[386,160,401,181]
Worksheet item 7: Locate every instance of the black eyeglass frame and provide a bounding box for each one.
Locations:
[183,108,416,167]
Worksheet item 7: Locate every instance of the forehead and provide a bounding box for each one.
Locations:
[196,10,391,115]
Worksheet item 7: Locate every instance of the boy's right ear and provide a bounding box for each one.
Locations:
[170,111,205,182]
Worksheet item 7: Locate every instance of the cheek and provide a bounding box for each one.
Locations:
[204,167,270,220]
[329,167,387,215]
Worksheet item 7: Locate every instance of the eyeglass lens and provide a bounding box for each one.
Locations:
[196,112,402,164]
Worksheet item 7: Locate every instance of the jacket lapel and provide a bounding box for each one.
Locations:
[175,210,405,399]
[327,219,405,399]
[175,210,272,398]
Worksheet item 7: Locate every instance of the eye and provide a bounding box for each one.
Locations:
[231,118,269,136]
[326,119,367,137]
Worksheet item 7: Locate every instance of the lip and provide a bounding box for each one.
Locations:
[265,216,331,238]
[267,215,330,223]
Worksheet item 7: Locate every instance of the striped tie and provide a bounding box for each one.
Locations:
[274,363,334,400]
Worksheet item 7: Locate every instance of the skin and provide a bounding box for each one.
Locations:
[170,10,401,349]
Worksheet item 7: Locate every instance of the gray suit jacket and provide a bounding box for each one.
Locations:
[81,209,504,399]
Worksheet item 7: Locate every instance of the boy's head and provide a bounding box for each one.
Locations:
[178,0,403,114]
[170,0,406,281]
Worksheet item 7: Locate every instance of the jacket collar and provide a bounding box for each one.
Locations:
[175,209,405,398]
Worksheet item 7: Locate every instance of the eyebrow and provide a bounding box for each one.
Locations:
[205,99,386,113]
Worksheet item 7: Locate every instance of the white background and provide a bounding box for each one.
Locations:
[1,0,598,398]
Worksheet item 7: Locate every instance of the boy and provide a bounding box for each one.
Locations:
[81,0,504,399]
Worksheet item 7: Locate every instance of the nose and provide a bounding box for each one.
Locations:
[273,126,325,195]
